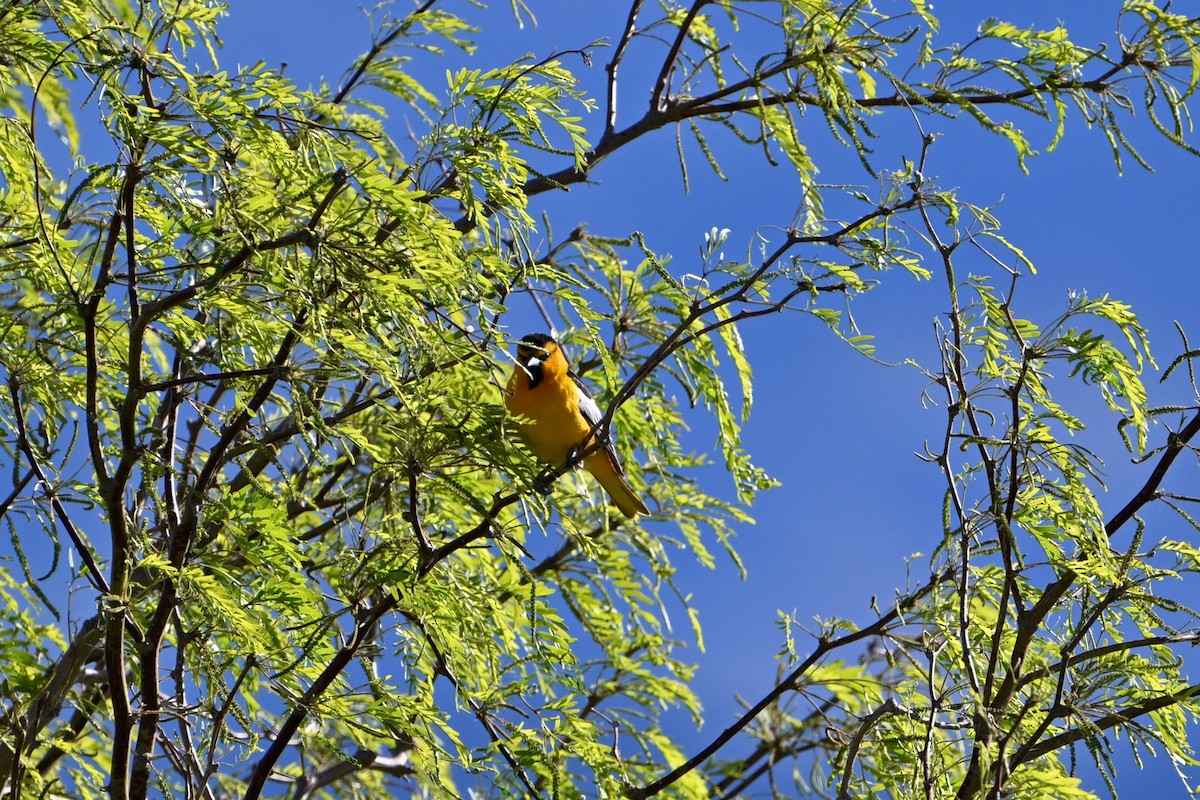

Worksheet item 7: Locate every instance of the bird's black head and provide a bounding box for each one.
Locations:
[519,332,555,349]
[514,333,558,388]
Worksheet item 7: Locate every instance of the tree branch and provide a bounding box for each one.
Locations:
[604,0,645,136]
[243,600,397,800]
[1016,683,1200,764]
[629,567,952,799]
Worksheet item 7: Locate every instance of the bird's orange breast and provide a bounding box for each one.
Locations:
[506,363,592,464]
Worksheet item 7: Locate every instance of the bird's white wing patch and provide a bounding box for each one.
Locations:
[571,372,624,472]
[576,386,603,428]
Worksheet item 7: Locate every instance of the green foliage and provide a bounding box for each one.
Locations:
[0,1,1198,799]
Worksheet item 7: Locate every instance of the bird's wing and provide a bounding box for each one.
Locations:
[570,371,625,474]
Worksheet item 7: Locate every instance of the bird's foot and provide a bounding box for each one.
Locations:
[533,469,555,495]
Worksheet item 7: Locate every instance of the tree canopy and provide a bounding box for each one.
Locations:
[1,1,1200,798]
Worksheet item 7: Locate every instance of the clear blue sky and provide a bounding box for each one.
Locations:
[213,2,1200,794]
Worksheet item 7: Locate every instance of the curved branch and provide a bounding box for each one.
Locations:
[605,0,645,135]
[837,698,907,800]
[291,747,414,800]
[243,600,397,800]
[629,566,953,799]
[1016,682,1200,764]
[330,0,441,108]
[650,0,711,112]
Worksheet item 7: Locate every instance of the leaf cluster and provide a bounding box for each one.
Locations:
[0,2,1198,800]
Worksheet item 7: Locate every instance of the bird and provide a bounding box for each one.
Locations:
[505,332,650,518]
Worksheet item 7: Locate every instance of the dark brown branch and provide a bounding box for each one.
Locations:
[168,614,217,800]
[516,52,1137,206]
[243,600,397,800]
[329,0,440,108]
[126,170,347,798]
[291,747,414,800]
[141,366,281,393]
[6,379,108,593]
[133,227,316,339]
[629,567,953,799]
[205,658,255,778]
[122,161,141,320]
[0,615,103,784]
[605,0,645,136]
[1012,408,1200,669]
[1015,683,1200,764]
[0,469,34,528]
[954,388,1200,800]
[649,0,710,113]
[417,490,524,578]
[410,617,542,797]
[837,698,907,800]
[1016,632,1200,692]
[593,192,922,447]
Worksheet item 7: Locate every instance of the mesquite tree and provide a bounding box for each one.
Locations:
[1,1,1199,799]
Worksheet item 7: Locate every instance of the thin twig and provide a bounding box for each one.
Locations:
[605,0,646,136]
[629,567,952,799]
[837,698,906,800]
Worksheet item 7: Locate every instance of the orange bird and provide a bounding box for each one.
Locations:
[505,333,649,518]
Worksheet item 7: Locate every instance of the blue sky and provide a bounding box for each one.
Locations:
[211,1,1200,794]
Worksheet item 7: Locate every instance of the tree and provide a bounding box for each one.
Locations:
[1,1,1199,798]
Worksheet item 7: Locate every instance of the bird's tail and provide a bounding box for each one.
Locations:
[584,453,650,518]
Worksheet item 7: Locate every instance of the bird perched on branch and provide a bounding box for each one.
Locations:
[505,333,650,518]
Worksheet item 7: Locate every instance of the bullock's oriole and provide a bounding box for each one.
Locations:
[505,333,650,518]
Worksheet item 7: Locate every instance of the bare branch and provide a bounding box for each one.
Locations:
[605,0,646,136]
[630,567,952,799]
